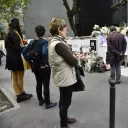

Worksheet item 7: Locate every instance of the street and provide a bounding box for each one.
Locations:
[0,58,128,128]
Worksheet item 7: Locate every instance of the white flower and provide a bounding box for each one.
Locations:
[93,24,100,30]
[116,27,120,32]
[100,26,109,34]
[121,28,127,35]
[91,31,101,37]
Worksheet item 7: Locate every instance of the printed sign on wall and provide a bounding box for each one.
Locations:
[90,40,96,51]
[67,39,94,52]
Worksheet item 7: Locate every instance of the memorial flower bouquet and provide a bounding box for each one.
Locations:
[91,25,110,37]
[91,25,102,37]
[91,24,128,37]
[93,25,100,31]
[100,26,110,35]
[120,27,128,35]
[116,27,121,32]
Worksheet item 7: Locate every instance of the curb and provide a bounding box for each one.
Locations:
[0,85,20,115]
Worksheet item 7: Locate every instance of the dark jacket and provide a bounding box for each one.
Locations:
[106,31,127,64]
[5,30,24,71]
[22,38,49,67]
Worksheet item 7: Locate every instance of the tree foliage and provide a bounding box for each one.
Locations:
[63,0,80,36]
[0,0,79,36]
[0,0,31,23]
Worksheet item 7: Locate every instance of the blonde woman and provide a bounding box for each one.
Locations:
[49,18,78,128]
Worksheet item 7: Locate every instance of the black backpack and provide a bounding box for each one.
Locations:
[27,39,42,72]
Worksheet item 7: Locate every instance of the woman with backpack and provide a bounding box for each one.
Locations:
[5,18,32,103]
[22,25,57,109]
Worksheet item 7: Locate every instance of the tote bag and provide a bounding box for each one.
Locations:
[72,66,85,92]
[14,30,31,70]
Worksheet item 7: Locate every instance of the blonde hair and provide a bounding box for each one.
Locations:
[49,18,67,36]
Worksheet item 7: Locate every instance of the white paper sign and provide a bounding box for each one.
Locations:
[97,35,107,47]
[67,39,92,52]
[125,36,128,55]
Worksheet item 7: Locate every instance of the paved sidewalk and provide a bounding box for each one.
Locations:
[0,59,128,128]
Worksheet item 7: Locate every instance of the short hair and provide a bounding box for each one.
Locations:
[110,26,117,32]
[35,25,45,37]
[49,18,67,36]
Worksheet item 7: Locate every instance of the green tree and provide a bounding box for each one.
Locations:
[63,0,80,36]
[0,0,31,23]
[0,23,6,40]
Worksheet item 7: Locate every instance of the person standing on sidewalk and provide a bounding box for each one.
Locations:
[5,18,32,103]
[49,18,78,128]
[0,33,5,66]
[0,49,5,65]
[106,26,127,84]
[22,25,57,109]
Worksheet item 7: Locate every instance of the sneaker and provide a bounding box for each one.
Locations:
[22,92,33,98]
[45,102,57,109]
[67,117,76,124]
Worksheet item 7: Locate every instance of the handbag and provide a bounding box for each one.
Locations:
[72,66,85,92]
[21,54,31,70]
[78,65,85,77]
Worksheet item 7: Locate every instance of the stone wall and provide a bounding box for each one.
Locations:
[24,0,73,38]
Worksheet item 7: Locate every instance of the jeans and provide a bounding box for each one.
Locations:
[110,61,121,81]
[59,85,73,127]
[34,67,51,104]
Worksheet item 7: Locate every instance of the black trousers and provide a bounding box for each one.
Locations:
[0,56,1,65]
[34,67,51,104]
[59,85,73,127]
[110,61,121,81]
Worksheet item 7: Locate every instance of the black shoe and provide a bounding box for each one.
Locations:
[116,80,121,84]
[39,99,44,106]
[67,117,76,124]
[17,93,31,103]
[17,94,22,103]
[21,92,33,98]
[45,102,57,109]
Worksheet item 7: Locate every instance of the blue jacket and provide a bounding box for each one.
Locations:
[22,39,49,67]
